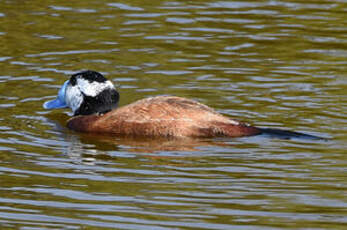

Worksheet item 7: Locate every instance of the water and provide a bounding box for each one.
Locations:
[0,0,346,229]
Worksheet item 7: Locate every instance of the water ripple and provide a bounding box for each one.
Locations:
[0,0,345,229]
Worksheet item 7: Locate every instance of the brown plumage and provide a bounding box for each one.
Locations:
[67,96,261,138]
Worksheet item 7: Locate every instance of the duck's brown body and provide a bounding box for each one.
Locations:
[67,96,261,138]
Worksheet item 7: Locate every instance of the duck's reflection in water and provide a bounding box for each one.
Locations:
[61,130,238,164]
[68,131,225,152]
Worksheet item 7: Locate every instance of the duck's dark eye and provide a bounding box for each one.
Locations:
[70,76,77,86]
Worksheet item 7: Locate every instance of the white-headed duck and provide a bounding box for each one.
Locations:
[43,70,324,140]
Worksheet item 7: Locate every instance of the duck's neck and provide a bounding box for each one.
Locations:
[73,90,119,116]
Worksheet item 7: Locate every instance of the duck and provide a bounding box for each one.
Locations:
[43,70,324,140]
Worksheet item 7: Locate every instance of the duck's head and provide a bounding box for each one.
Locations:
[43,70,119,116]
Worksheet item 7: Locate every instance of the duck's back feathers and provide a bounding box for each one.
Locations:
[67,96,261,138]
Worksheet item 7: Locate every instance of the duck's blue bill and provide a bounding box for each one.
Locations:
[43,98,67,109]
[43,80,69,109]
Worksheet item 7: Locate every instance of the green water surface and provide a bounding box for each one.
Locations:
[0,0,346,229]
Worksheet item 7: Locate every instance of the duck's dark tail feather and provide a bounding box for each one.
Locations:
[258,128,326,141]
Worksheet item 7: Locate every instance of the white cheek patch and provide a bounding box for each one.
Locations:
[77,78,114,97]
[65,85,83,114]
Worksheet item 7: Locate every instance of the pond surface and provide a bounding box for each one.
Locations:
[0,0,346,229]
